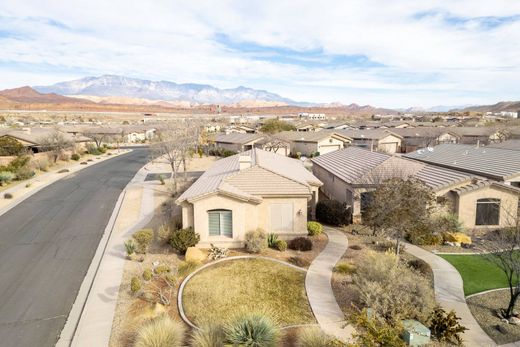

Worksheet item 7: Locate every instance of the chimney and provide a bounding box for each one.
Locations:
[239,155,252,170]
[476,139,480,148]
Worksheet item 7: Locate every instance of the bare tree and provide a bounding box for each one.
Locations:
[150,120,203,195]
[40,130,73,163]
[260,134,289,154]
[83,128,121,148]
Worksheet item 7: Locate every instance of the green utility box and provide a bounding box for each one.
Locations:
[402,319,431,346]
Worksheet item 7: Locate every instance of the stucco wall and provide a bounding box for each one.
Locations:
[291,141,319,156]
[317,137,344,155]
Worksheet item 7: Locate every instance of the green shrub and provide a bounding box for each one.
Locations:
[267,233,278,248]
[348,309,406,347]
[191,322,225,347]
[134,314,185,347]
[224,312,279,346]
[71,153,80,161]
[288,237,313,251]
[159,174,166,185]
[178,260,201,277]
[164,273,177,285]
[275,239,287,252]
[14,166,35,180]
[316,200,350,226]
[429,307,467,345]
[0,171,15,186]
[132,229,154,254]
[130,276,142,293]
[288,256,310,267]
[334,262,356,275]
[307,221,323,236]
[297,327,336,347]
[86,144,102,155]
[0,137,25,156]
[124,239,137,256]
[154,264,171,274]
[245,229,267,253]
[169,227,200,255]
[4,192,13,199]
[142,268,153,281]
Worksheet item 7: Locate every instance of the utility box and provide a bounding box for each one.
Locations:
[402,319,431,346]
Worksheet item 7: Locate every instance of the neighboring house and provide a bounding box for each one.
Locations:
[224,125,257,134]
[0,128,90,153]
[276,131,352,156]
[299,112,327,120]
[323,121,355,130]
[405,143,520,187]
[449,127,503,145]
[337,129,403,154]
[122,125,156,143]
[214,133,265,153]
[176,148,322,247]
[255,137,291,156]
[295,123,321,132]
[392,127,460,153]
[312,147,520,229]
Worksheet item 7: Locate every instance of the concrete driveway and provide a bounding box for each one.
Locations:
[0,148,149,347]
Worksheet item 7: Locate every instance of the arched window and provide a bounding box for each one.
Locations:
[208,209,233,237]
[475,198,500,226]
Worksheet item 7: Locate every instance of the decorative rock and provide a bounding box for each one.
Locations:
[509,316,520,325]
[152,261,159,267]
[501,318,509,324]
[185,247,207,263]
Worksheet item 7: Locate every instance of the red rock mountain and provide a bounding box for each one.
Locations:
[0,86,90,104]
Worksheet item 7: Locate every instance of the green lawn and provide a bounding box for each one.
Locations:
[182,258,315,326]
[440,254,518,296]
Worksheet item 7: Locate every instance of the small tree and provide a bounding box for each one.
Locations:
[259,119,296,134]
[365,178,436,255]
[40,130,73,163]
[0,137,25,156]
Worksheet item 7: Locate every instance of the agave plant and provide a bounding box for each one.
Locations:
[224,312,279,347]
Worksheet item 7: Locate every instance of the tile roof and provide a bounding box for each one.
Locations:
[312,146,471,190]
[1,128,90,145]
[487,140,520,151]
[336,129,403,140]
[215,133,264,144]
[176,148,322,204]
[404,143,520,180]
[275,130,351,142]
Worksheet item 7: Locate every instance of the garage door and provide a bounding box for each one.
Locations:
[379,142,398,153]
[319,144,341,154]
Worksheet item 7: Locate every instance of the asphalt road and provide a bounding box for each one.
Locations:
[0,148,149,347]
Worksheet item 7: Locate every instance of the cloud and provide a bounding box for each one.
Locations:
[0,0,519,107]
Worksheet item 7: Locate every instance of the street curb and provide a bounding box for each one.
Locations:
[0,150,131,218]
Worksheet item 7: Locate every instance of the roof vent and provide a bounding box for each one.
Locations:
[239,155,252,171]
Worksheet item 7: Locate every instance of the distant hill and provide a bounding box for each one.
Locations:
[34,75,302,106]
[0,86,90,104]
[457,101,520,113]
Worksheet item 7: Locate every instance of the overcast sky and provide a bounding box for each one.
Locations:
[1,1,519,108]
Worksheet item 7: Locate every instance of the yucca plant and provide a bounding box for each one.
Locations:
[224,312,279,347]
[124,239,137,256]
[191,322,225,347]
[134,314,185,347]
[267,233,279,248]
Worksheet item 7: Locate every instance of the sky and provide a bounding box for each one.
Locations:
[0,1,519,108]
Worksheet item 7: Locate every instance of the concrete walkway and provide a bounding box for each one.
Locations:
[305,227,354,341]
[405,243,497,347]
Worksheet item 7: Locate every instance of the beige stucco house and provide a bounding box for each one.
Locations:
[312,147,520,229]
[337,129,404,154]
[176,148,322,248]
[276,130,352,156]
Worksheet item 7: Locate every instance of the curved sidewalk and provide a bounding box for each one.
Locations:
[305,227,354,341]
[405,243,496,347]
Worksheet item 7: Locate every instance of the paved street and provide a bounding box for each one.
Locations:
[0,148,149,347]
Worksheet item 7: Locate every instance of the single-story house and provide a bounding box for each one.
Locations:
[323,121,355,130]
[312,146,520,229]
[176,148,322,247]
[405,143,520,187]
[255,137,291,156]
[392,127,460,153]
[276,130,352,156]
[214,133,265,153]
[449,127,504,145]
[337,129,403,154]
[0,127,90,153]
[122,125,156,143]
[224,125,257,134]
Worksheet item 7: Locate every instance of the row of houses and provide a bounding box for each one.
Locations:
[177,141,520,247]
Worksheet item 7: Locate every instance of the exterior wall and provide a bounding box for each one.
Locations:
[456,186,519,229]
[186,194,309,248]
[291,141,319,156]
[312,164,350,203]
[216,142,242,152]
[317,137,344,155]
[377,134,402,154]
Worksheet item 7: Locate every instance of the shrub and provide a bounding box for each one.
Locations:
[352,251,435,323]
[297,327,336,347]
[267,233,279,248]
[178,260,201,277]
[165,273,177,285]
[0,137,25,156]
[0,171,15,186]
[288,237,313,251]
[124,239,137,256]
[25,183,32,188]
[275,239,287,252]
[288,256,310,267]
[142,268,153,281]
[4,192,13,199]
[36,158,50,172]
[87,159,93,162]
[80,161,88,165]
[134,314,185,347]
[316,200,350,226]
[14,166,35,180]
[307,221,323,236]
[429,307,467,345]
[407,222,443,246]
[209,244,228,260]
[86,144,102,155]
[245,229,267,253]
[169,227,200,255]
[71,153,80,161]
[130,276,142,293]
[224,312,279,346]
[407,259,431,277]
[350,244,363,251]
[348,309,406,347]
[132,229,154,254]
[157,223,172,244]
[222,149,237,157]
[58,169,69,173]
[375,240,405,254]
[191,322,225,347]
[334,262,356,275]
[154,264,171,274]
[159,174,165,185]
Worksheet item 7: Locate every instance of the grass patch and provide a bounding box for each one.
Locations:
[182,258,315,326]
[440,253,519,295]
